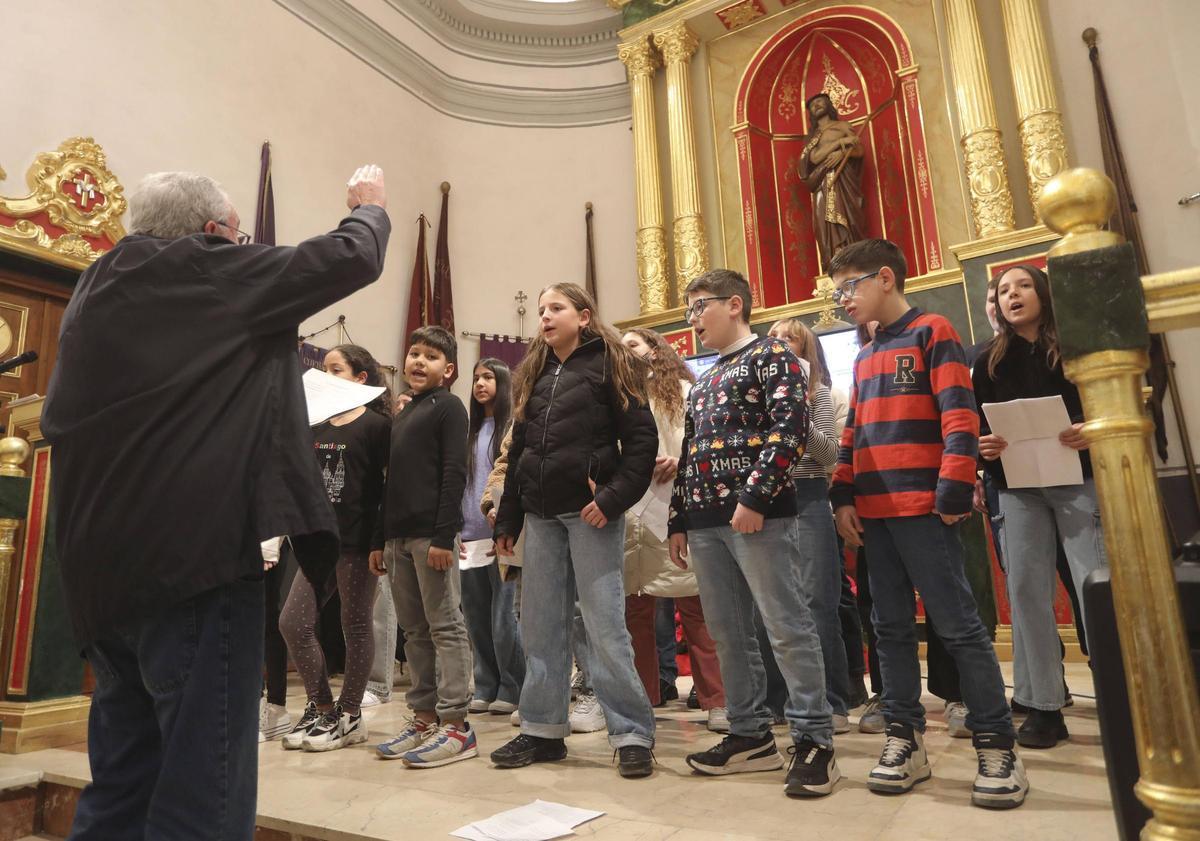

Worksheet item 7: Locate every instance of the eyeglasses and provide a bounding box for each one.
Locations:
[684,296,732,320]
[214,219,252,245]
[831,270,880,305]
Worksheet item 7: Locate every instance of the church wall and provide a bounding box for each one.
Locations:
[0,0,640,404]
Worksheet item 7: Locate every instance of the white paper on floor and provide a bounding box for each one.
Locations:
[451,799,605,841]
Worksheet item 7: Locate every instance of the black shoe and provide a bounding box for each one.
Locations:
[785,736,840,797]
[616,745,654,778]
[655,679,679,707]
[686,686,700,710]
[489,734,567,768]
[1016,708,1068,749]
[686,733,783,776]
[1010,697,1031,715]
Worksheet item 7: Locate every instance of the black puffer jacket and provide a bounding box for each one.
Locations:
[494,337,657,538]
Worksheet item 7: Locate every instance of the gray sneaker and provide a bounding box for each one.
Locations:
[945,702,971,738]
[858,695,885,734]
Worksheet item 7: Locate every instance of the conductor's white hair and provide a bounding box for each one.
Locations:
[129,172,231,240]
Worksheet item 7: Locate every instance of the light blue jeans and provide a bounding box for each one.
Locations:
[519,512,655,748]
[999,478,1107,710]
[461,562,525,706]
[688,517,834,746]
[793,478,851,716]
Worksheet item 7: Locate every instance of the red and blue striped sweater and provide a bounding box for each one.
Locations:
[829,308,979,518]
[669,336,809,534]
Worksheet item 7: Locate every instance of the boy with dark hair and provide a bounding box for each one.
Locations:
[828,238,1028,809]
[669,268,839,798]
[371,325,477,768]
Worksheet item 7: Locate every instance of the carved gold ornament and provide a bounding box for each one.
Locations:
[653,23,699,67]
[0,137,126,270]
[716,0,765,32]
[618,38,660,79]
[636,226,670,313]
[962,129,1016,236]
[0,317,12,358]
[1019,111,1068,218]
[673,215,710,304]
[820,55,861,117]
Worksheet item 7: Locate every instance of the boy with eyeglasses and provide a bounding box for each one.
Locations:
[828,239,1028,809]
[669,268,839,798]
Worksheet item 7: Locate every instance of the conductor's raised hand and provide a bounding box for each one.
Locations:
[347,164,387,210]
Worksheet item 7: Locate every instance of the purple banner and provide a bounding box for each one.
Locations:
[298,342,328,371]
[479,334,529,371]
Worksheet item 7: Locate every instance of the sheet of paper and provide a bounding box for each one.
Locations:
[981,396,1084,489]
[460,538,495,571]
[450,800,605,841]
[631,480,673,542]
[302,367,386,426]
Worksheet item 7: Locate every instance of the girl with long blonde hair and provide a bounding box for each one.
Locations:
[490,283,660,778]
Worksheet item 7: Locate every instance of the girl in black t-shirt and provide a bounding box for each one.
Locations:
[279,344,392,753]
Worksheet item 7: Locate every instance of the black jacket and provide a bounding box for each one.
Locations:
[43,205,391,647]
[375,386,468,550]
[494,337,657,538]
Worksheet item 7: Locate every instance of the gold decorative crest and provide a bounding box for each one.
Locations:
[0,137,126,270]
[820,55,861,116]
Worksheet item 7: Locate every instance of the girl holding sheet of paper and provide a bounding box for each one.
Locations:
[279,344,392,753]
[620,328,726,730]
[972,265,1106,751]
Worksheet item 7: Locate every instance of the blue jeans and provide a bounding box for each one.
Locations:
[862,515,1013,736]
[520,512,655,748]
[70,578,264,840]
[689,518,833,745]
[462,562,525,706]
[793,478,851,715]
[999,479,1106,709]
[655,597,678,684]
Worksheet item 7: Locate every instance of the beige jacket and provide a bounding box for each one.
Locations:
[624,381,699,598]
[481,429,523,573]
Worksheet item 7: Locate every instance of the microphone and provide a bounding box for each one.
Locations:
[0,351,37,377]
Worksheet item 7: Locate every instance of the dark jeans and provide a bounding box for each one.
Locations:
[462,561,525,706]
[854,547,882,696]
[71,578,264,840]
[655,597,678,684]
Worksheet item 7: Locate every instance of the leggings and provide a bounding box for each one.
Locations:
[264,553,289,706]
[280,551,377,709]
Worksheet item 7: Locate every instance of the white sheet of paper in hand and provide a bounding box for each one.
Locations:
[631,480,673,542]
[302,368,386,426]
[981,396,1084,489]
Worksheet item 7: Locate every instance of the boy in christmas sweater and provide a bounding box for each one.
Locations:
[668,269,838,799]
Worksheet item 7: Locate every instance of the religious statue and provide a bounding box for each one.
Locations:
[797,93,866,270]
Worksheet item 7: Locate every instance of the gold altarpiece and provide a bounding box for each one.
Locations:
[611,0,1075,645]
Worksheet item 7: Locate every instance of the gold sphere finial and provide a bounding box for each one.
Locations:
[440,181,451,194]
[0,437,30,477]
[1038,167,1116,236]
[1082,28,1098,48]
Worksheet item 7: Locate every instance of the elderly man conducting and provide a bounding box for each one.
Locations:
[43,166,390,839]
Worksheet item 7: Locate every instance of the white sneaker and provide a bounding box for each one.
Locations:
[858,695,885,734]
[401,723,479,768]
[469,699,491,714]
[867,722,931,794]
[302,705,368,752]
[570,669,587,701]
[360,690,385,708]
[945,701,971,738]
[281,701,323,750]
[707,707,730,733]
[832,713,850,734]
[569,691,606,733]
[510,709,521,727]
[258,700,292,743]
[489,699,517,715]
[376,718,434,760]
[972,733,1029,809]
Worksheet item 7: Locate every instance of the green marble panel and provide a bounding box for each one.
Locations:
[0,476,30,520]
[1047,243,1149,361]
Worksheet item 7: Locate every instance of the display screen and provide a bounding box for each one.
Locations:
[684,353,718,380]
[816,327,862,397]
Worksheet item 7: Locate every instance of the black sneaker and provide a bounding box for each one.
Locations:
[785,736,840,797]
[281,701,322,751]
[867,722,931,794]
[655,679,680,707]
[685,733,783,776]
[616,745,654,778]
[972,732,1029,809]
[1016,708,1068,749]
[686,686,700,710]
[489,734,567,768]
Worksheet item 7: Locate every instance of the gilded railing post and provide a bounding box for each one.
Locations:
[1040,168,1200,841]
[1000,0,1069,217]
[653,22,710,305]
[618,35,670,314]
[943,0,1017,236]
[0,438,30,660]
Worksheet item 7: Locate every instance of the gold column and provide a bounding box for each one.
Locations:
[1000,0,1069,216]
[653,22,710,305]
[1041,168,1200,841]
[0,438,29,659]
[618,35,669,314]
[943,0,1016,236]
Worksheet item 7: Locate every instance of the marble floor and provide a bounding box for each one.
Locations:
[3,661,1118,841]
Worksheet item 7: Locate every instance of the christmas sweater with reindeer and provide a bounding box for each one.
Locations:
[668,335,809,535]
